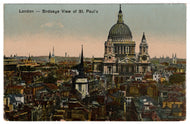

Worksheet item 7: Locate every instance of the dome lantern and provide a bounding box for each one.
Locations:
[117,4,124,24]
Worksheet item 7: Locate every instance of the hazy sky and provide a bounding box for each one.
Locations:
[4,4,186,58]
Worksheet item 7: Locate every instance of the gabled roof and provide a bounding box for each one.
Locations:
[44,83,58,90]
[119,57,136,64]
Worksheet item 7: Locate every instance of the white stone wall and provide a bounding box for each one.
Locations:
[153,73,161,82]
[75,78,89,99]
[15,96,24,104]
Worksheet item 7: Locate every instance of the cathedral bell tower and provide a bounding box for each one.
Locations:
[137,32,151,74]
[138,32,150,62]
[103,39,116,74]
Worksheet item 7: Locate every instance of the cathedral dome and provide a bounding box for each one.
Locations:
[108,23,132,40]
[108,5,132,41]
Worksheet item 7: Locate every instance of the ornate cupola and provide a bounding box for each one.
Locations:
[117,4,124,24]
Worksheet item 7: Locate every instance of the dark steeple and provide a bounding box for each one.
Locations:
[119,4,122,13]
[78,45,84,77]
[81,45,83,66]
[141,32,146,42]
[49,52,51,59]
[52,46,54,57]
[28,53,32,61]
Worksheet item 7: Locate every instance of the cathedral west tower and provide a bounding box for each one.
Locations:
[137,32,151,74]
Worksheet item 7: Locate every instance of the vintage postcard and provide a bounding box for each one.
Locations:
[3,3,186,121]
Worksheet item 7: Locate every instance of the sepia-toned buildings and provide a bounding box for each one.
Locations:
[103,5,151,85]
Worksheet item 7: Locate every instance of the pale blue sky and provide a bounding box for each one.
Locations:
[4,4,186,58]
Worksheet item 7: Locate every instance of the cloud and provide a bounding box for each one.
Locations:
[40,22,64,28]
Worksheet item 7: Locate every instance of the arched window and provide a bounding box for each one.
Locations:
[79,84,82,91]
[143,47,146,52]
[108,66,111,73]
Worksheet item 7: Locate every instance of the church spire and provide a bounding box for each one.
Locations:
[49,51,51,59]
[79,45,84,77]
[119,4,122,13]
[52,46,54,57]
[117,4,124,24]
[141,32,146,42]
[28,53,32,61]
[81,45,83,65]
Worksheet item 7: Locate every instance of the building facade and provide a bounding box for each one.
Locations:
[137,32,151,74]
[103,5,151,83]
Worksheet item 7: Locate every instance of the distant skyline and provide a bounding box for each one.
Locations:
[4,4,186,58]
